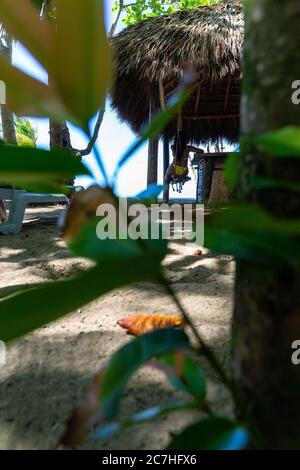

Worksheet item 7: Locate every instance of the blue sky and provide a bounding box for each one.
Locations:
[11,1,230,199]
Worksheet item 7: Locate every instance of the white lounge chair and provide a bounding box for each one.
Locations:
[0,187,69,235]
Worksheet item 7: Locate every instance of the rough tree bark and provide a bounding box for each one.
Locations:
[232,0,300,449]
[47,0,124,159]
[0,30,17,221]
[44,0,75,188]
[0,31,17,144]
[49,119,73,152]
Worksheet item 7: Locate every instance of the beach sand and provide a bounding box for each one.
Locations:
[0,206,235,449]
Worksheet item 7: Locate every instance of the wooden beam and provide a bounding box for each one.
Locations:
[147,96,159,187]
[187,94,240,101]
[163,134,170,177]
[194,84,201,112]
[164,79,203,99]
[163,134,170,202]
[224,77,232,112]
[159,76,166,110]
[177,110,183,131]
[182,113,240,120]
[148,138,159,186]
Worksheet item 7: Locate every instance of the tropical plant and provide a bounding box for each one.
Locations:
[0,0,299,451]
[113,0,222,26]
[15,117,38,147]
[0,28,17,144]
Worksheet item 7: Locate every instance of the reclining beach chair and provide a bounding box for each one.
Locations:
[0,186,69,235]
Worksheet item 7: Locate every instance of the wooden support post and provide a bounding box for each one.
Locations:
[224,77,232,112]
[147,138,159,186]
[163,134,170,177]
[159,76,166,110]
[194,83,201,112]
[163,134,170,202]
[147,97,159,187]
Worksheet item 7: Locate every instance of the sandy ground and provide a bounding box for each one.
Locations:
[0,205,235,450]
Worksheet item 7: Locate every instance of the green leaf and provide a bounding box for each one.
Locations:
[167,418,248,450]
[159,354,206,402]
[113,87,191,179]
[209,204,300,236]
[249,176,300,193]
[69,218,142,261]
[256,127,300,157]
[141,89,191,141]
[205,204,300,267]
[224,153,240,192]
[0,145,90,187]
[94,400,193,441]
[0,59,70,122]
[0,0,51,70]
[50,0,112,130]
[100,329,190,420]
[134,184,163,207]
[0,253,162,343]
[69,215,168,263]
[13,182,71,195]
[31,0,44,10]
[136,184,163,201]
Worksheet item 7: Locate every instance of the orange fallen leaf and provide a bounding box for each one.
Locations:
[117,314,184,336]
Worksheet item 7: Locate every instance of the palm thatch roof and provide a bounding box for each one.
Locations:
[111,1,244,145]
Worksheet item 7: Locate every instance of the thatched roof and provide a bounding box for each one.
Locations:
[111,1,244,145]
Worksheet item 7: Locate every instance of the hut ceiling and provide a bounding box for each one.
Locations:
[111,1,244,145]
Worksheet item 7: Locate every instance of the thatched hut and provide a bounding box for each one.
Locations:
[111,1,244,186]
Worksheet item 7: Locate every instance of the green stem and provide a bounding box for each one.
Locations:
[91,135,110,188]
[159,273,233,391]
[202,400,215,417]
[159,272,265,447]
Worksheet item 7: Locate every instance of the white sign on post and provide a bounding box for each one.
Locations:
[0,80,6,105]
[0,341,6,366]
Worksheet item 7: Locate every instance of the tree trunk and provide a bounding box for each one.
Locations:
[44,2,76,186]
[0,31,16,221]
[1,105,16,144]
[0,32,17,145]
[49,120,63,150]
[232,0,300,449]
[49,120,76,185]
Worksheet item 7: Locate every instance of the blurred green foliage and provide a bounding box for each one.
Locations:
[0,0,299,452]
[113,0,221,26]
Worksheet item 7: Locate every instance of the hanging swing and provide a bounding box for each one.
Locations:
[169,116,192,194]
[170,174,191,194]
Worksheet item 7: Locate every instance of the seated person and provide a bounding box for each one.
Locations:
[163,140,204,202]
